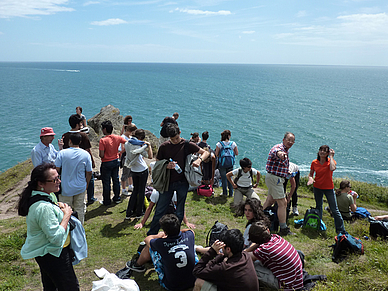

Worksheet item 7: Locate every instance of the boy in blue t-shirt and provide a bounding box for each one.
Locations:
[127,214,198,291]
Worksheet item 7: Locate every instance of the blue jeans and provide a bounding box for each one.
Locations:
[126,169,148,217]
[87,175,95,202]
[314,187,346,234]
[147,180,189,235]
[100,159,120,205]
[219,167,233,196]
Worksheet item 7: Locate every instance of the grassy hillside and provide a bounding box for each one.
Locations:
[1,175,388,291]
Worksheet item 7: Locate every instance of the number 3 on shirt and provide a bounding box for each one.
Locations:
[174,251,187,268]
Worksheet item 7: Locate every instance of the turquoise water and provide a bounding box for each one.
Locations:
[0,62,387,185]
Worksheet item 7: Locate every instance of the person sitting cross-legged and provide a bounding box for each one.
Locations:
[127,214,198,291]
[193,229,259,291]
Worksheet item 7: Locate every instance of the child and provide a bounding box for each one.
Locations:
[226,158,261,206]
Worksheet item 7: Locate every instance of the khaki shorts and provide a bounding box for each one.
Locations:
[265,173,285,200]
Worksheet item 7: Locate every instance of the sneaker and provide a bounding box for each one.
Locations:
[126,260,146,272]
[114,199,121,204]
[135,213,145,219]
[278,227,296,236]
[87,198,97,206]
[292,206,299,216]
[128,185,134,192]
[122,189,130,196]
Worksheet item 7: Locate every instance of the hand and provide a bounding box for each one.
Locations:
[167,161,176,169]
[232,183,238,189]
[210,178,214,186]
[329,149,335,157]
[134,223,143,229]
[60,203,73,216]
[58,138,64,150]
[211,239,226,254]
[286,193,291,203]
[144,141,150,147]
[277,151,287,160]
[351,191,358,199]
[192,158,201,168]
[253,183,258,188]
[186,222,196,229]
[307,176,314,186]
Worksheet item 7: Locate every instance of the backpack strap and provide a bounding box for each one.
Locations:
[233,168,243,185]
[28,194,57,209]
[250,169,254,185]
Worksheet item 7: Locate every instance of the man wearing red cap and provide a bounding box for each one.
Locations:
[31,127,61,167]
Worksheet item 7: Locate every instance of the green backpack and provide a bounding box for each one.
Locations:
[303,208,321,229]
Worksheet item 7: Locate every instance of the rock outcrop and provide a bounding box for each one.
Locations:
[87,104,158,155]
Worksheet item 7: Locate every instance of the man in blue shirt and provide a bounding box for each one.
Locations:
[31,127,61,167]
[55,133,92,224]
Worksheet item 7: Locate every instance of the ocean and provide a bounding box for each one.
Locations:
[0,62,387,186]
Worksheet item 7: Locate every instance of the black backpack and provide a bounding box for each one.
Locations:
[206,221,228,247]
[369,217,388,239]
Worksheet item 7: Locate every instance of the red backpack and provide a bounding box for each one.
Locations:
[197,184,214,197]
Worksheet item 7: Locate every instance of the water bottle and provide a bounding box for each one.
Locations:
[169,158,182,173]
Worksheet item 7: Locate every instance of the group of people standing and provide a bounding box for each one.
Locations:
[20,107,364,291]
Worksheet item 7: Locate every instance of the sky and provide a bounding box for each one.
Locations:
[1,0,388,66]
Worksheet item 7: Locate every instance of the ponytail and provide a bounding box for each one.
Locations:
[17,163,56,216]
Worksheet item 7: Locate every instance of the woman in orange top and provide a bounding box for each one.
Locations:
[307,145,345,234]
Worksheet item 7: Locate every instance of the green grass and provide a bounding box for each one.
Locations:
[1,177,388,290]
[0,160,33,196]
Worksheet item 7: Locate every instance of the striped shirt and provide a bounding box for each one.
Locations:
[266,143,289,178]
[253,234,304,291]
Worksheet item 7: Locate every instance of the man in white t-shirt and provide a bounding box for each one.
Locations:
[226,158,261,206]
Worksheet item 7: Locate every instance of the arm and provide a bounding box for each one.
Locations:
[329,149,336,171]
[85,148,95,168]
[226,170,237,189]
[233,144,238,156]
[307,168,315,186]
[120,125,125,135]
[350,203,357,213]
[31,150,42,167]
[99,150,104,159]
[183,212,195,229]
[254,171,261,187]
[135,202,155,229]
[215,145,220,157]
[85,171,92,190]
[244,243,259,253]
[210,154,216,185]
[59,203,73,231]
[58,138,64,151]
[145,141,153,159]
[192,147,210,168]
[193,241,226,279]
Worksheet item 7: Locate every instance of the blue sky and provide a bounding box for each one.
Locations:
[1,0,388,65]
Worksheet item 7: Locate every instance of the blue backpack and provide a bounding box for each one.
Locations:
[331,232,364,263]
[218,141,235,168]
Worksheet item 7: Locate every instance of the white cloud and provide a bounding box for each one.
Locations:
[242,31,255,34]
[173,8,231,16]
[273,13,388,46]
[0,0,74,18]
[296,10,307,18]
[91,18,128,26]
[83,1,100,6]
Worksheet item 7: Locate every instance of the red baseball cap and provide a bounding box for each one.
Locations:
[40,127,56,137]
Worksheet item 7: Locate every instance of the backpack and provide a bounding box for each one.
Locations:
[303,208,321,230]
[197,184,214,197]
[217,141,235,168]
[184,141,203,187]
[369,217,388,239]
[233,168,254,185]
[206,221,228,247]
[331,232,364,263]
[352,207,371,219]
